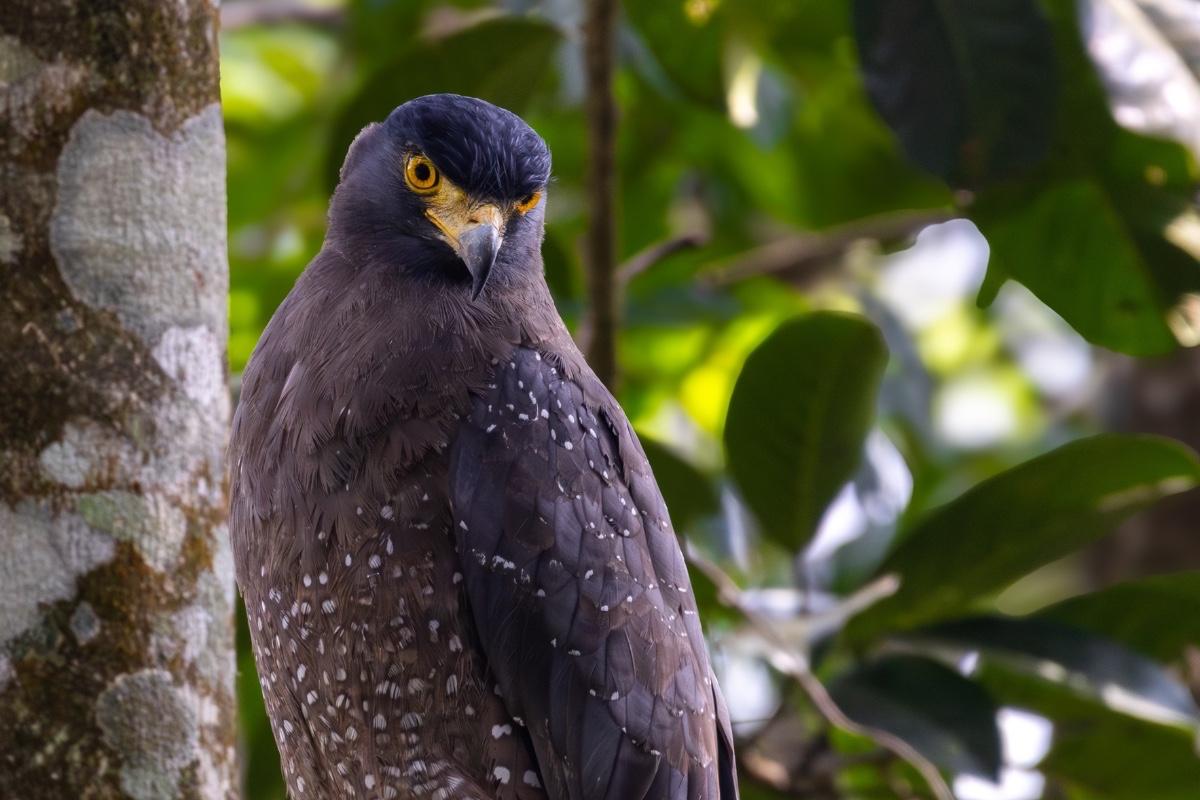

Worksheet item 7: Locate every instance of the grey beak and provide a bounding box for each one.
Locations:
[459,223,502,299]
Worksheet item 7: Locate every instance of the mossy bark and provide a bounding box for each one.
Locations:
[0,2,236,798]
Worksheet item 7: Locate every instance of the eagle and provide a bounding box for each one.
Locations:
[229,94,738,800]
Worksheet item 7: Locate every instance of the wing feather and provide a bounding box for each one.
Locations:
[449,347,737,799]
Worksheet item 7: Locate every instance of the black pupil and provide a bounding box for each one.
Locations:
[414,163,431,183]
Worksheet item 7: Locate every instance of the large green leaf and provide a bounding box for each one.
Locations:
[913,616,1199,728]
[846,435,1200,641]
[971,0,1200,356]
[326,16,562,189]
[1039,572,1200,663]
[977,178,1178,355]
[977,665,1200,799]
[852,0,1057,187]
[724,313,888,553]
[829,655,1002,779]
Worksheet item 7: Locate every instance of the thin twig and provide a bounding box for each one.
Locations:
[579,0,620,387]
[220,0,344,31]
[804,573,902,641]
[701,210,953,288]
[685,544,954,800]
[618,232,710,285]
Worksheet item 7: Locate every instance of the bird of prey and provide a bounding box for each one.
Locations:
[230,94,738,800]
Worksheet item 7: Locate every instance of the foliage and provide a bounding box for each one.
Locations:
[845,434,1200,642]
[222,0,1200,797]
[725,313,887,552]
[829,655,1003,780]
[853,0,1057,188]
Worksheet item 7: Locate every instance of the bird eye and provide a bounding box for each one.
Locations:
[515,191,542,215]
[405,155,439,193]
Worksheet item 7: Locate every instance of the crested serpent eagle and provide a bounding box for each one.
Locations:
[230,94,738,800]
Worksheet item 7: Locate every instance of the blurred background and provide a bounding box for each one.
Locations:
[220,1,1200,798]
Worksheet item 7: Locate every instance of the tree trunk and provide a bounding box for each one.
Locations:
[0,3,235,798]
[579,0,620,387]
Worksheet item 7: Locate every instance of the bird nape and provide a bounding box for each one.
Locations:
[229,94,739,800]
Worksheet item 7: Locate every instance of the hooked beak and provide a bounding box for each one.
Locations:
[459,215,503,299]
[428,203,505,299]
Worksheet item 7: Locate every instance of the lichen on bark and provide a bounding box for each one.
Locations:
[0,1,235,797]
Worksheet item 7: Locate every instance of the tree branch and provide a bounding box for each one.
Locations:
[685,545,954,800]
[220,0,344,31]
[618,231,710,285]
[701,210,953,289]
[579,0,620,387]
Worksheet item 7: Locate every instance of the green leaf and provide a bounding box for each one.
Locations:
[1039,572,1200,663]
[326,16,562,189]
[724,312,888,552]
[846,435,1200,641]
[977,664,1200,799]
[976,178,1177,355]
[639,436,720,534]
[852,0,1057,187]
[829,655,1002,779]
[344,0,432,69]
[969,0,1200,356]
[722,0,851,71]
[624,0,725,108]
[913,616,1199,728]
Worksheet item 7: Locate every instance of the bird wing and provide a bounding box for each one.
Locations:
[449,346,738,800]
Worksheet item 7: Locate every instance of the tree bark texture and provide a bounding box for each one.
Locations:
[0,3,235,798]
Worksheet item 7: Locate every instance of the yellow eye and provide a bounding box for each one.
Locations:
[405,155,439,193]
[515,190,542,215]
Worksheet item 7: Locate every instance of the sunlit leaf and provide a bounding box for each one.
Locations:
[725,313,888,553]
[913,615,1199,728]
[846,435,1200,641]
[977,664,1200,799]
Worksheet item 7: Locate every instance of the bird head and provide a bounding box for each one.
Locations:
[330,94,552,299]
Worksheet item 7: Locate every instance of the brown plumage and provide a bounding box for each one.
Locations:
[229,94,737,800]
